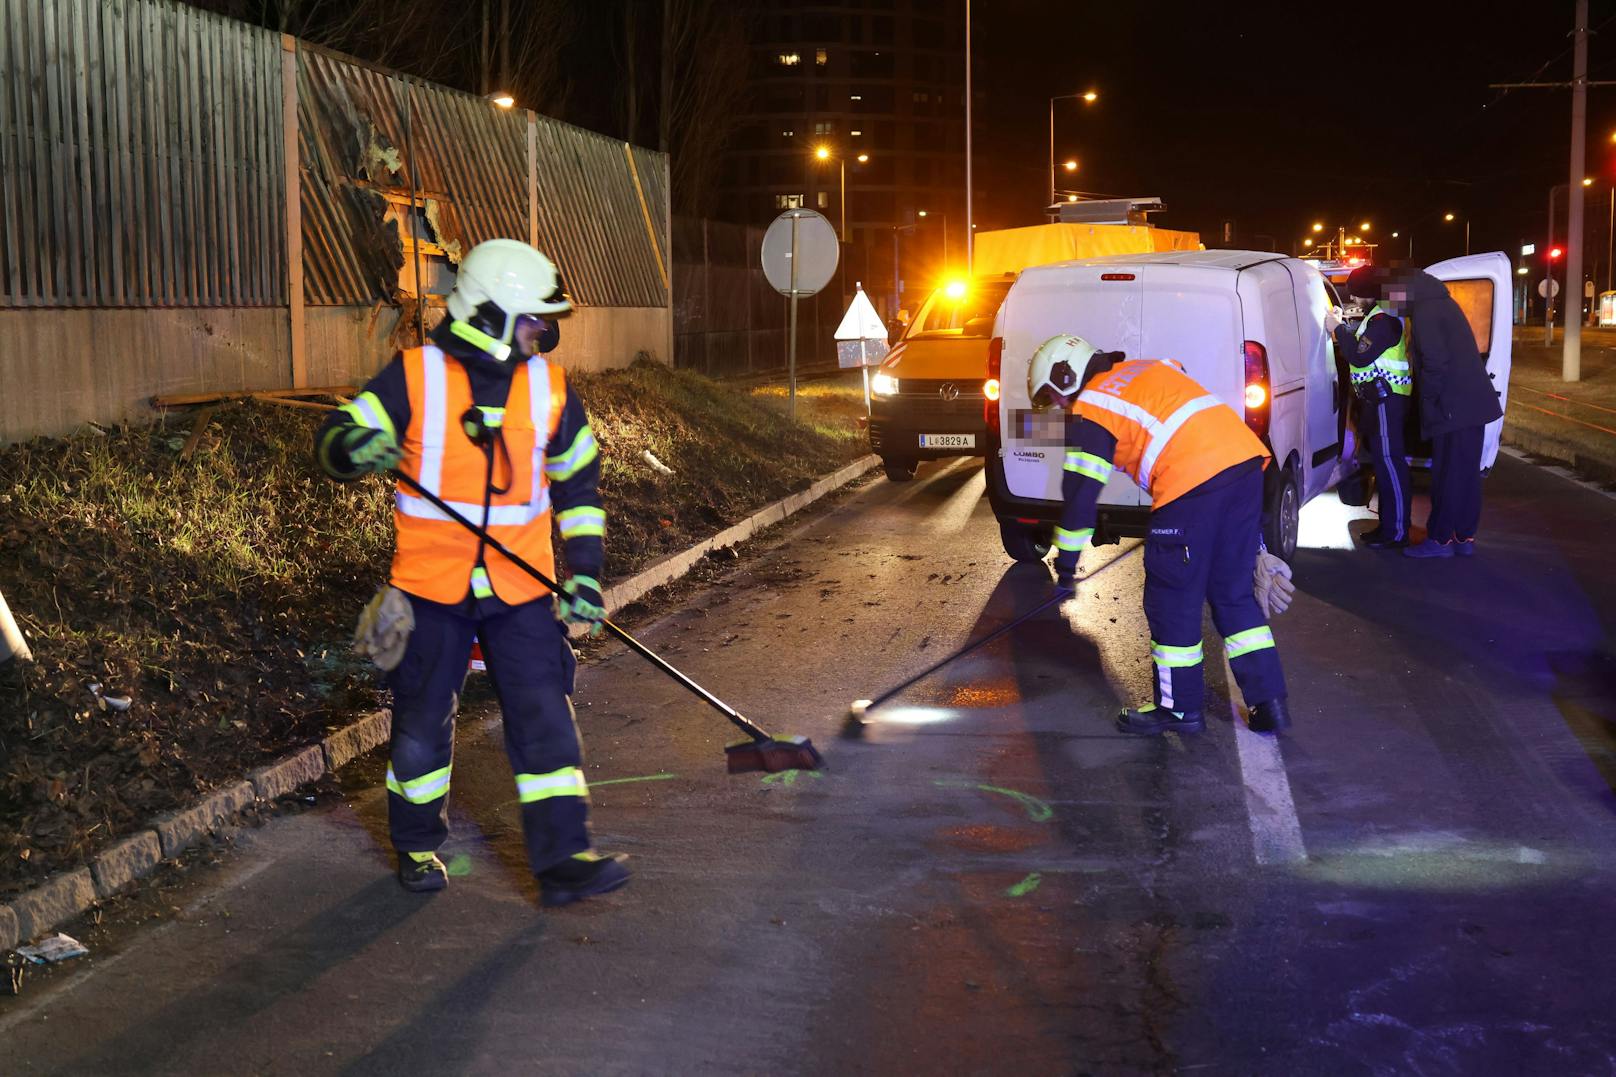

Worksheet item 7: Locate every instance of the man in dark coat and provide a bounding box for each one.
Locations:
[1388,269,1504,558]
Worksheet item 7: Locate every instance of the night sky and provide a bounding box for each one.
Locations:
[972,1,1613,268]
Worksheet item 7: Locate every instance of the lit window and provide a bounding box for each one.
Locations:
[850,95,862,101]
[775,194,804,209]
[815,48,827,65]
[851,130,862,137]
[817,192,829,208]
[778,52,800,66]
[781,129,795,138]
[814,121,834,135]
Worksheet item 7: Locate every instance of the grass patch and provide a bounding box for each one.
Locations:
[0,361,865,896]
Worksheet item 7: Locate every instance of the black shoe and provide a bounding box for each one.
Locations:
[398,852,448,893]
[1115,704,1205,736]
[538,852,631,907]
[1362,529,1409,549]
[1454,538,1476,558]
[1247,697,1291,734]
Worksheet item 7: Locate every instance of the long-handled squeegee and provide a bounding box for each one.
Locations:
[844,547,1138,736]
[391,471,822,774]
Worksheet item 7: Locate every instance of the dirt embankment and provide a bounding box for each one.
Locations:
[0,361,866,897]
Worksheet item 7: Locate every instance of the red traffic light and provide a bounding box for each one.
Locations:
[1549,247,1564,260]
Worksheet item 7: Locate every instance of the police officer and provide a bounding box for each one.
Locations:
[315,239,629,906]
[1030,336,1291,736]
[1335,266,1412,548]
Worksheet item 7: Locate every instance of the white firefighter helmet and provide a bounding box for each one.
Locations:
[1027,334,1097,409]
[446,239,571,352]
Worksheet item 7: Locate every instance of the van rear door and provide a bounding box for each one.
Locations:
[1139,265,1245,416]
[998,263,1145,506]
[1423,252,1512,468]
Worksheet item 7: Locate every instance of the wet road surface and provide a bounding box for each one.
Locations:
[4,452,1615,1074]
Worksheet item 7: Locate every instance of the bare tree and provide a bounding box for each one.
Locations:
[655,0,750,216]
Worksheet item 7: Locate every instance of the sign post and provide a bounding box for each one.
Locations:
[761,209,839,419]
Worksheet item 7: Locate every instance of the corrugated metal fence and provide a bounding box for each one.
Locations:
[0,0,669,312]
[0,0,286,306]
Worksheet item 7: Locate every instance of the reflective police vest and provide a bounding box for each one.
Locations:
[1075,359,1269,509]
[390,346,567,605]
[1349,304,1413,395]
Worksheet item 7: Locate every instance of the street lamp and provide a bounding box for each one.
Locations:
[485,91,515,109]
[1312,222,1324,233]
[1359,221,1371,232]
[1048,89,1099,205]
[812,145,867,242]
[918,208,951,267]
[1444,212,1469,255]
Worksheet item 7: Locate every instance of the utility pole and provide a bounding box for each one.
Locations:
[964,0,973,275]
[1566,0,1588,378]
[1488,1,1613,381]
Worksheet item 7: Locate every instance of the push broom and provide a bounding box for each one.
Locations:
[844,546,1138,735]
[391,471,823,774]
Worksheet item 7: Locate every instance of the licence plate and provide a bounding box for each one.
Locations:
[919,433,975,449]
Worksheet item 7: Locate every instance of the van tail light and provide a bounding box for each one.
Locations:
[1243,340,1270,439]
[985,336,1004,429]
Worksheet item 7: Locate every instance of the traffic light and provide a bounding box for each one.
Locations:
[1550,247,1564,261]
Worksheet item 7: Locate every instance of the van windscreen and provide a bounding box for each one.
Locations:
[906,280,1014,339]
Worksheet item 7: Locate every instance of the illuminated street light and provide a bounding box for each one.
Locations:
[1303,238,1313,248]
[1391,231,1400,238]
[1312,222,1324,232]
[917,210,928,217]
[1359,221,1370,231]
[814,145,831,161]
[1064,159,1078,171]
[856,153,869,163]
[486,91,515,109]
[1050,88,1101,204]
[1584,177,1595,187]
[1444,213,1455,221]
[1083,91,1098,103]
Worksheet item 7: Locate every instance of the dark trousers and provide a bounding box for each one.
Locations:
[1426,425,1485,543]
[1360,391,1411,540]
[1142,462,1287,715]
[386,593,591,874]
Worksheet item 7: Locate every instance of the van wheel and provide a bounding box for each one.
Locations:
[1337,466,1372,507]
[882,457,918,482]
[1263,466,1300,563]
[999,519,1053,563]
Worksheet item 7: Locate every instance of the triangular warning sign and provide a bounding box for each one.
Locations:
[834,285,888,340]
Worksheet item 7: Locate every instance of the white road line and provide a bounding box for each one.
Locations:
[1499,444,1616,501]
[1223,653,1307,866]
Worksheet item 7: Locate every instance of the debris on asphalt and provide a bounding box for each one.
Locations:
[16,932,89,964]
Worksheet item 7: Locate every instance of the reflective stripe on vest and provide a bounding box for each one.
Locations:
[390,347,566,604]
[1075,359,1268,509]
[1351,306,1412,393]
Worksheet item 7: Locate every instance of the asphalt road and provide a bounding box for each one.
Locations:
[4,452,1616,1075]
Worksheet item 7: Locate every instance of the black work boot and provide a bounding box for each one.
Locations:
[538,851,631,907]
[1247,697,1292,734]
[398,851,448,893]
[1362,529,1408,550]
[1115,704,1205,736]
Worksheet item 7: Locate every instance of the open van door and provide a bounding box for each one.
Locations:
[1424,252,1512,469]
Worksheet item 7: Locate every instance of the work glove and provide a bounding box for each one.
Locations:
[1324,308,1343,337]
[1253,549,1295,618]
[343,426,402,474]
[353,585,414,671]
[1053,551,1079,592]
[560,575,606,637]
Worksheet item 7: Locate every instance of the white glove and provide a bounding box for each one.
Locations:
[1323,307,1343,337]
[353,585,414,671]
[1253,549,1295,618]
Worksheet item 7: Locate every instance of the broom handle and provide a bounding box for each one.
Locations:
[863,544,1140,712]
[390,471,774,744]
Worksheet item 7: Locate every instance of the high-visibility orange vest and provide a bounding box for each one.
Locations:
[390,346,567,604]
[1076,359,1268,509]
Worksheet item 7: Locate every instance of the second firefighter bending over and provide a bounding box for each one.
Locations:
[315,238,628,907]
[1031,335,1292,737]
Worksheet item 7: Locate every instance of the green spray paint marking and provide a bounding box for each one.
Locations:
[933,779,1053,823]
[590,772,678,788]
[445,853,474,877]
[761,769,825,787]
[1006,872,1042,897]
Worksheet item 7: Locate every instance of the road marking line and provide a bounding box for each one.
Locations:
[1499,444,1616,501]
[1223,653,1307,865]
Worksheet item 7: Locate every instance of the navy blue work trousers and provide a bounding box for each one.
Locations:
[1141,461,1287,716]
[385,593,591,874]
[1360,390,1411,541]
[1425,425,1485,543]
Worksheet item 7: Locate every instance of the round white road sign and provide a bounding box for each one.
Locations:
[762,209,840,297]
[1538,278,1560,299]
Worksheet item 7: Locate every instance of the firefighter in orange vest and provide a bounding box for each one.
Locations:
[315,239,629,905]
[1030,335,1291,736]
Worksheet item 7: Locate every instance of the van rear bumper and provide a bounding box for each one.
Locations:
[984,448,1147,545]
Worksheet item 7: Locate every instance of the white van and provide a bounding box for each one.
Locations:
[984,250,1512,562]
